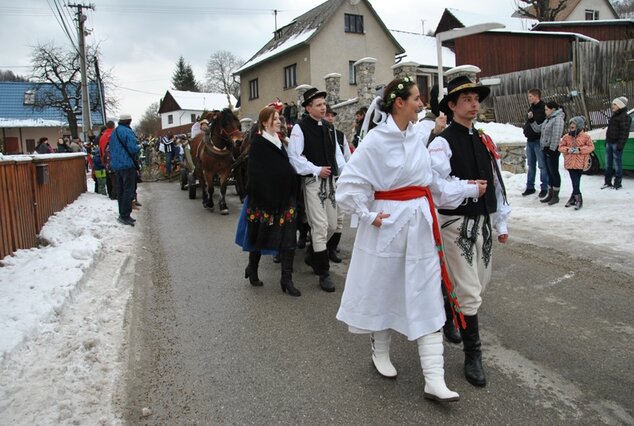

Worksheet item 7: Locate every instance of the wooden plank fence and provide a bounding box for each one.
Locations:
[0,154,86,260]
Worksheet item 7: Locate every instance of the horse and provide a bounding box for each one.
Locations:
[189,109,243,214]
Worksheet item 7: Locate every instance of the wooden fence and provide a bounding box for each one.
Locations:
[487,39,634,129]
[0,154,87,260]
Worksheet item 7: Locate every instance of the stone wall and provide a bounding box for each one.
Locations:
[497,142,526,173]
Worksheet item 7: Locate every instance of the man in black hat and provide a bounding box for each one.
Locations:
[428,65,511,388]
[288,88,346,292]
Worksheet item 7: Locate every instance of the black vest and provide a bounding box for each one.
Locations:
[437,122,497,217]
[299,116,338,176]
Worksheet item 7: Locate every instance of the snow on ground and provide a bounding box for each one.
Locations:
[0,122,632,423]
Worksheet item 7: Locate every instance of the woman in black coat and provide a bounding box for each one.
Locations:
[236,106,300,296]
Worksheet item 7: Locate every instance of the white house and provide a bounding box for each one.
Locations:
[157,90,238,135]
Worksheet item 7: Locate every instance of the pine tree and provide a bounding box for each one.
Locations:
[172,56,200,92]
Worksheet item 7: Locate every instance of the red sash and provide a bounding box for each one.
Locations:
[374,186,466,329]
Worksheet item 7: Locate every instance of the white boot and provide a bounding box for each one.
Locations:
[371,330,397,378]
[417,332,460,402]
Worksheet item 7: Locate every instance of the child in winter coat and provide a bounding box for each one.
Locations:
[558,116,594,210]
[91,145,107,195]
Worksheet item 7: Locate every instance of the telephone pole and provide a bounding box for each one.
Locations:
[68,2,95,142]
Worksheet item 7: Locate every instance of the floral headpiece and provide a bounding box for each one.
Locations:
[384,76,415,109]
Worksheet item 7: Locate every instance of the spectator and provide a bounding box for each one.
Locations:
[352,106,367,148]
[522,88,548,197]
[34,137,52,154]
[56,137,72,153]
[109,113,140,226]
[559,116,594,210]
[603,96,631,190]
[99,121,116,200]
[539,101,566,205]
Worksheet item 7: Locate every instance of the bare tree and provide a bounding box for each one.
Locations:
[612,0,634,17]
[515,0,568,21]
[135,102,161,136]
[205,50,243,107]
[29,42,116,138]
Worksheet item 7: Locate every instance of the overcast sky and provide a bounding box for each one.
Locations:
[0,0,517,122]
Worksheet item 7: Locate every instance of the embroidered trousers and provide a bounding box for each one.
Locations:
[303,176,338,252]
[438,214,493,316]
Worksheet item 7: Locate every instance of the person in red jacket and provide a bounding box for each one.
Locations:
[99,120,116,199]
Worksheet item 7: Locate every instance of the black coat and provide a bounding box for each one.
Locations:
[523,100,546,140]
[606,108,631,151]
[246,134,298,250]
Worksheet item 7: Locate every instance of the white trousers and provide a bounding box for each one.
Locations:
[438,214,492,316]
[303,176,338,252]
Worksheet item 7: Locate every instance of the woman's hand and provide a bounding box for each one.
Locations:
[372,212,390,228]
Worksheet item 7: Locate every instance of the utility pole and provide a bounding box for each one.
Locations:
[68,2,95,142]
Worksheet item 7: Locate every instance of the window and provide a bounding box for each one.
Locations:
[284,64,297,89]
[345,14,363,34]
[349,61,357,85]
[191,113,196,123]
[585,9,599,20]
[23,90,35,105]
[249,78,259,100]
[168,114,173,124]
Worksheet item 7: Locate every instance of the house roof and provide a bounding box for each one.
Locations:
[158,90,238,114]
[391,31,455,68]
[533,18,634,29]
[235,0,404,75]
[489,29,599,42]
[439,8,538,32]
[0,81,104,128]
[513,0,619,20]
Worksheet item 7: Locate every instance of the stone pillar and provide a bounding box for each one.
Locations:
[354,57,377,106]
[240,118,254,133]
[324,73,342,105]
[295,84,313,119]
[392,61,420,80]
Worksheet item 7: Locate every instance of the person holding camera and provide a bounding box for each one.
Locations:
[558,116,594,210]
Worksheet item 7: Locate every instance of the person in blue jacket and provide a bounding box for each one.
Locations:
[109,113,140,226]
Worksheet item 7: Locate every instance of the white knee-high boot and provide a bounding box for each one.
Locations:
[371,330,397,378]
[417,331,460,402]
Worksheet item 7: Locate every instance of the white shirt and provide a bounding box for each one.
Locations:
[288,119,346,177]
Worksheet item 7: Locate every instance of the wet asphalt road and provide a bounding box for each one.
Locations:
[122,181,634,425]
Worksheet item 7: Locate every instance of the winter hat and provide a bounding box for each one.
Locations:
[569,116,586,130]
[612,96,628,110]
[118,113,132,121]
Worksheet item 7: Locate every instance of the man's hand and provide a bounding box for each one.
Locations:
[498,234,509,244]
[372,212,390,228]
[319,166,331,178]
[433,115,447,135]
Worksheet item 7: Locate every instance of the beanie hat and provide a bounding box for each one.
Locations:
[569,116,586,130]
[612,96,628,110]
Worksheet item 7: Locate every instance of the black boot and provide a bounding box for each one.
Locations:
[539,187,553,203]
[327,233,342,263]
[442,289,462,344]
[574,193,583,210]
[460,314,486,387]
[564,194,575,208]
[304,245,318,274]
[280,250,300,297]
[547,187,560,205]
[314,250,335,292]
[245,251,263,286]
[614,177,622,190]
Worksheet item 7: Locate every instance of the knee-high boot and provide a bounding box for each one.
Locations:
[371,330,397,378]
[326,232,342,263]
[280,250,300,297]
[417,332,460,401]
[459,314,486,387]
[442,287,461,344]
[245,251,263,286]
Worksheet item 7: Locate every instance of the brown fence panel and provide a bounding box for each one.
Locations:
[0,154,86,260]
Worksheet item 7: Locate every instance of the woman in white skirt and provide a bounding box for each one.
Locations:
[335,76,486,402]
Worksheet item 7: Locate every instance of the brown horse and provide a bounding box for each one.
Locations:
[189,109,243,214]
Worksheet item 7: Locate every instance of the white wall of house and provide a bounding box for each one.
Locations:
[310,2,401,102]
[160,109,200,129]
[566,0,618,20]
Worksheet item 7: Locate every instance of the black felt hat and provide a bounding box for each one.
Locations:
[439,65,490,114]
[301,87,327,108]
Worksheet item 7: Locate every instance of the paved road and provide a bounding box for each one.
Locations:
[122,181,634,425]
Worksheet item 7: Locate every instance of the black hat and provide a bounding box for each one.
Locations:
[439,65,490,114]
[325,104,337,116]
[301,87,327,108]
